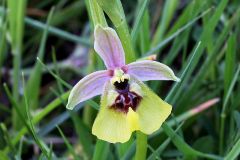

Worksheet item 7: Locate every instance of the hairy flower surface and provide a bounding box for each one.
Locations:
[67,25,180,143]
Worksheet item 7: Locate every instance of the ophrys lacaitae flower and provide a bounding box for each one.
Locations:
[67,25,180,143]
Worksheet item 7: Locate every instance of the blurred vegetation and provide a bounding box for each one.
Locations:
[0,0,240,159]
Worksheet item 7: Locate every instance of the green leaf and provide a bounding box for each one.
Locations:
[139,10,150,54]
[222,65,240,114]
[224,35,236,98]
[36,57,72,89]
[178,6,240,112]
[220,65,240,154]
[87,0,107,27]
[116,137,134,159]
[25,16,91,46]
[22,73,50,158]
[0,123,16,154]
[144,7,212,56]
[131,0,150,45]
[165,42,201,103]
[7,0,27,129]
[166,0,206,36]
[0,151,8,160]
[71,112,93,158]
[0,6,91,46]
[147,122,184,160]
[224,137,240,160]
[3,83,34,141]
[151,0,179,47]
[0,124,6,150]
[3,90,70,153]
[192,136,214,153]
[233,111,240,130]
[57,126,81,160]
[162,123,221,159]
[23,7,54,111]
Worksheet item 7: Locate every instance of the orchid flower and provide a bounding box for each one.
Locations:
[66,25,180,143]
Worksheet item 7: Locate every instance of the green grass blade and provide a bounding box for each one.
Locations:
[3,83,33,136]
[0,13,7,77]
[0,6,92,46]
[224,137,240,160]
[86,0,107,27]
[222,65,240,113]
[51,1,85,26]
[178,8,240,111]
[224,35,236,98]
[24,7,54,110]
[139,11,150,53]
[131,0,149,45]
[165,42,201,102]
[37,57,72,89]
[151,0,179,47]
[162,123,221,159]
[147,122,184,160]
[121,98,219,159]
[3,91,70,153]
[71,112,93,158]
[144,8,211,56]
[37,89,84,137]
[166,0,206,36]
[7,0,27,129]
[22,72,50,158]
[0,124,7,150]
[25,16,91,46]
[0,151,9,160]
[0,123,16,155]
[220,65,240,154]
[57,126,80,160]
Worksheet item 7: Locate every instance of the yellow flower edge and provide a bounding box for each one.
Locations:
[92,78,172,143]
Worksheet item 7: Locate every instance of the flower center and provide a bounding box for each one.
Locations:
[112,91,142,113]
[111,78,142,113]
[109,69,142,113]
[110,69,130,86]
[114,79,129,91]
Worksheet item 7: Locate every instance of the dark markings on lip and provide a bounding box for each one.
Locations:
[111,91,142,113]
[111,79,142,113]
[114,79,129,91]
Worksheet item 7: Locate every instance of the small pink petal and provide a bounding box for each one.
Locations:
[127,60,180,82]
[67,70,111,110]
[94,25,125,69]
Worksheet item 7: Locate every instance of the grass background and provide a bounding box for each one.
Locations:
[0,0,240,159]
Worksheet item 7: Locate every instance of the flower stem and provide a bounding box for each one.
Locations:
[135,131,147,160]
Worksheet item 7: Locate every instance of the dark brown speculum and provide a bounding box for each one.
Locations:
[114,79,129,90]
[111,79,142,113]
